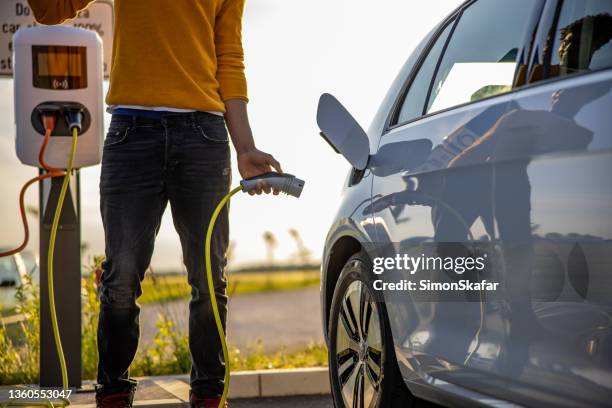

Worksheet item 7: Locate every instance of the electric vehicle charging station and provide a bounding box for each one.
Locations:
[11,25,104,389]
[14,26,103,168]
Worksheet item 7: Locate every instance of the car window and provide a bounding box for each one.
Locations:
[549,0,612,78]
[0,257,18,284]
[426,0,535,114]
[395,22,454,125]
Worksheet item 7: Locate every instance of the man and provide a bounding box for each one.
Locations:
[28,1,281,407]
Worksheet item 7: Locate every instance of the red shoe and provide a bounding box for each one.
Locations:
[95,384,136,408]
[95,392,135,408]
[189,393,228,408]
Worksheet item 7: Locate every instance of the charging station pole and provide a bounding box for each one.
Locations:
[39,172,82,388]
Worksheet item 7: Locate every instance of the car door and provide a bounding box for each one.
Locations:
[487,0,612,405]
[369,0,544,402]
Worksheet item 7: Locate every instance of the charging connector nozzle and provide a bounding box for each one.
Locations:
[240,172,305,198]
[36,104,60,132]
[41,114,57,133]
[63,107,84,133]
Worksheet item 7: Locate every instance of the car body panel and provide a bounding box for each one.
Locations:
[320,169,376,339]
[487,71,612,406]
[370,89,517,402]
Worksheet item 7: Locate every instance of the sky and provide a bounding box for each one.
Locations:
[0,0,464,270]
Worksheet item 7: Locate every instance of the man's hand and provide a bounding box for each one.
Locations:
[224,99,284,195]
[237,148,283,195]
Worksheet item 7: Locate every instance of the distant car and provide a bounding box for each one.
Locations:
[317,0,612,407]
[0,251,39,311]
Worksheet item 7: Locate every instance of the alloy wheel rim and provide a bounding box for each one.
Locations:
[336,280,383,408]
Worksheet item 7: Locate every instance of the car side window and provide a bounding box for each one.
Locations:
[426,0,535,114]
[395,22,453,125]
[0,257,19,285]
[548,0,612,79]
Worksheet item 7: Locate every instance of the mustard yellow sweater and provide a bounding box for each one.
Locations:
[28,0,248,112]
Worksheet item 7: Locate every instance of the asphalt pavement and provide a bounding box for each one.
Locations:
[140,286,324,352]
[233,395,332,407]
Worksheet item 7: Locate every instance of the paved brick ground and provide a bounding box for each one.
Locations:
[0,378,333,407]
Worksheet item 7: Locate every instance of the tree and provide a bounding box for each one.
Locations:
[288,228,312,265]
[262,231,277,264]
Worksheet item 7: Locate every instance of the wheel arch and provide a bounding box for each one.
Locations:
[322,235,362,341]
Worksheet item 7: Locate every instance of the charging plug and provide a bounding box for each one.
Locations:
[41,114,57,133]
[36,104,60,132]
[240,172,305,198]
[63,107,84,133]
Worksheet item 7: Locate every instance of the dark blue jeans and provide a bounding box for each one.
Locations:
[97,112,231,397]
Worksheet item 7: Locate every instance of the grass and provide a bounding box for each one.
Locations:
[130,315,327,377]
[139,269,320,305]
[230,342,328,371]
[0,258,327,385]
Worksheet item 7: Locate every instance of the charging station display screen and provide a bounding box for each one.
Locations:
[32,46,87,90]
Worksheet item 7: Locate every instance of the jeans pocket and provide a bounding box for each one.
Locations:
[196,117,229,144]
[104,126,132,148]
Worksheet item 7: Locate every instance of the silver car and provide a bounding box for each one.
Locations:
[317,0,612,407]
[0,251,39,311]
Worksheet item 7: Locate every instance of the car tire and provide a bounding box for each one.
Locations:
[328,251,414,408]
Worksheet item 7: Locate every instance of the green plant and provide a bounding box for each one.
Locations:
[0,258,327,385]
[0,273,39,385]
[130,313,191,377]
[0,321,20,384]
[81,255,104,380]
[130,320,328,376]
[229,341,328,371]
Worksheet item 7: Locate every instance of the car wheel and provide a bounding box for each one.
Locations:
[328,251,413,408]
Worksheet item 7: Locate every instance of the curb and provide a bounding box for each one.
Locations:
[231,367,330,398]
[0,313,25,325]
[62,368,330,407]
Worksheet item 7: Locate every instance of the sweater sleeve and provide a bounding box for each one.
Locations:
[214,0,248,102]
[28,0,95,25]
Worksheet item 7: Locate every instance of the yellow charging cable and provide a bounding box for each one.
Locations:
[47,126,79,397]
[205,174,303,408]
[1,127,77,408]
[205,186,242,408]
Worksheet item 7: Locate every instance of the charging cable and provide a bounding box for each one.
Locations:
[205,172,304,408]
[1,109,81,408]
[47,114,80,397]
[0,114,62,258]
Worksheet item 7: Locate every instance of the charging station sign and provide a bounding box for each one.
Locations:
[0,0,113,78]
